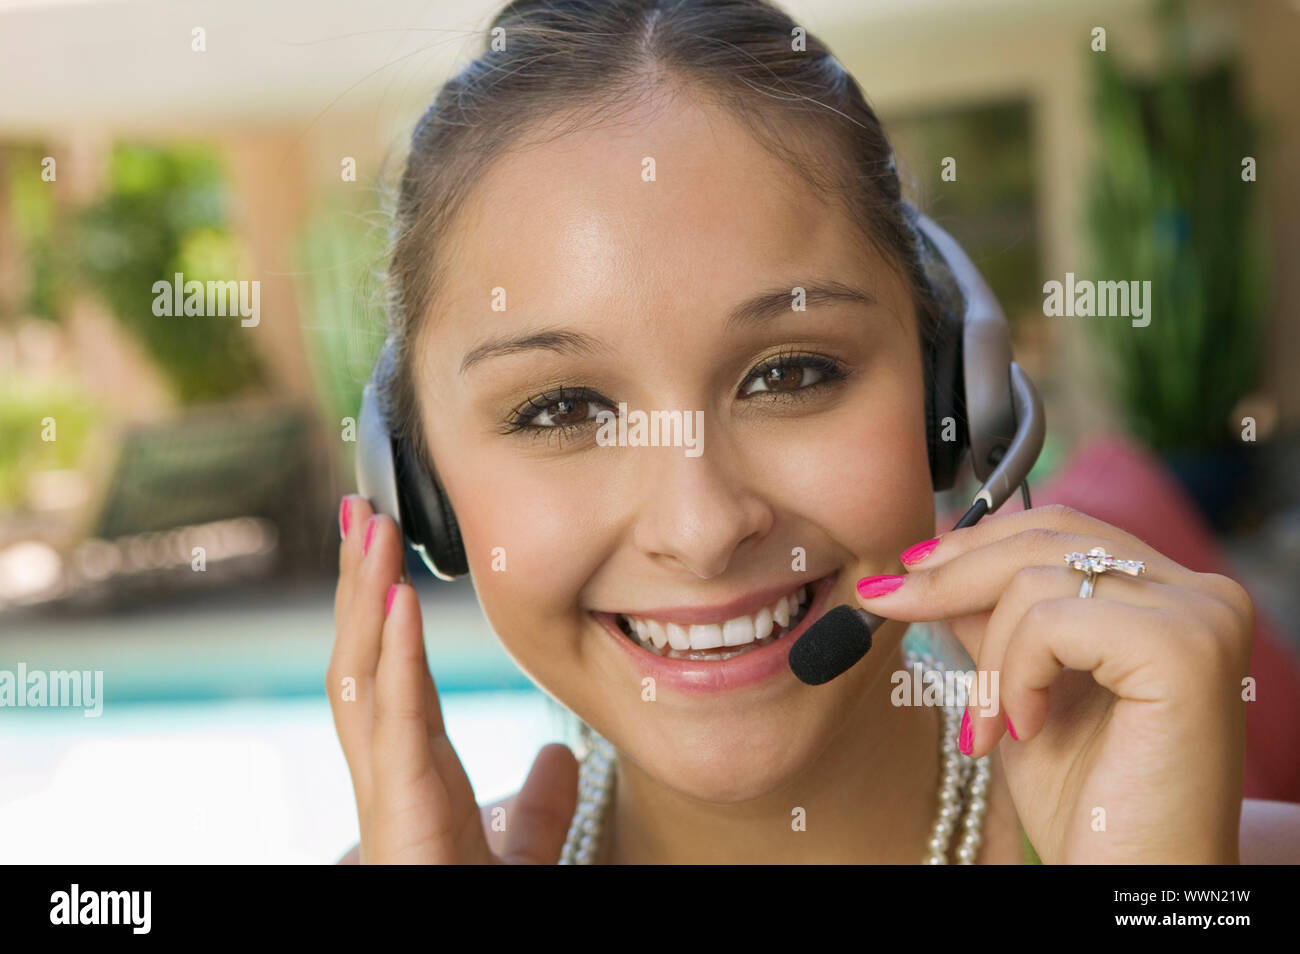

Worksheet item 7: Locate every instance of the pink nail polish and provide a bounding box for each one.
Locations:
[1005,714,1018,741]
[900,537,940,566]
[363,517,376,555]
[959,708,973,755]
[339,497,352,539]
[856,575,905,599]
[385,584,398,616]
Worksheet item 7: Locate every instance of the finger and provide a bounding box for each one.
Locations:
[372,584,485,861]
[501,743,580,865]
[968,597,1191,758]
[349,518,471,757]
[899,504,1169,574]
[372,584,438,785]
[857,529,1187,627]
[328,495,381,779]
[369,583,457,862]
[967,567,1198,748]
[342,511,406,666]
[333,493,371,625]
[329,507,406,782]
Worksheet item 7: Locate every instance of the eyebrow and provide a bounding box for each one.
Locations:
[460,328,609,375]
[458,280,876,374]
[724,280,876,332]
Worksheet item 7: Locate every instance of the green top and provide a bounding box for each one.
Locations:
[1020,826,1042,864]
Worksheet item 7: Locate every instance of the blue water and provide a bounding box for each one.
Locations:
[0,690,572,863]
[0,581,575,863]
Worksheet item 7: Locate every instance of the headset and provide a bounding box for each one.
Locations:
[355,208,1046,640]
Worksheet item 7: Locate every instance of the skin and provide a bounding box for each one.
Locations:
[327,84,1300,864]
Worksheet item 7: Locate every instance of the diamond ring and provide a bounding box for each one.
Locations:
[1065,546,1146,599]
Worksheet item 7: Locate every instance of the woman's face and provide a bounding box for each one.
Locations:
[415,91,936,802]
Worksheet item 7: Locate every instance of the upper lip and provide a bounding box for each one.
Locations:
[599,572,835,627]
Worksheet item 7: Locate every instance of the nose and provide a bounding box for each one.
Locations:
[630,439,774,579]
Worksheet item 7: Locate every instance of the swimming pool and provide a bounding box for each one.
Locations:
[0,690,568,863]
[0,581,573,863]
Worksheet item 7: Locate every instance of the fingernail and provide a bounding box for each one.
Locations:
[959,708,973,755]
[900,537,940,565]
[1005,714,1018,741]
[856,575,905,599]
[363,516,376,556]
[339,497,352,539]
[385,584,398,617]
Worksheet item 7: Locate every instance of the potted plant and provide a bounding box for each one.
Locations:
[1086,0,1269,528]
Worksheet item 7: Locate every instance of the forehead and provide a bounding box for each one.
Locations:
[421,89,891,366]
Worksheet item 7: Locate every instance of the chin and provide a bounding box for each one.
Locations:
[630,713,831,803]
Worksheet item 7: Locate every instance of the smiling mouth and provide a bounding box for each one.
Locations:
[612,577,826,662]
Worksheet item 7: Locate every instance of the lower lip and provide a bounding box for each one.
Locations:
[593,572,840,694]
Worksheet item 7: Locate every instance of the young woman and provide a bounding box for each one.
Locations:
[327,0,1300,864]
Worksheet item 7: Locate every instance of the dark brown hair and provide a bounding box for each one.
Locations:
[383,0,954,468]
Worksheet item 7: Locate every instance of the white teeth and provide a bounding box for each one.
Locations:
[618,580,816,657]
[645,618,668,649]
[689,623,724,650]
[722,615,755,647]
[666,621,690,651]
[773,596,790,628]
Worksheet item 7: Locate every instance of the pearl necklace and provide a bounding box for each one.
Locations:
[559,648,992,864]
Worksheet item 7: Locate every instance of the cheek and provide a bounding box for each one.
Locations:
[835,395,934,546]
[457,473,579,574]
[756,374,934,563]
[437,443,602,640]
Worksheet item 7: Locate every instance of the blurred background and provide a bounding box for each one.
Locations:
[1,0,1298,863]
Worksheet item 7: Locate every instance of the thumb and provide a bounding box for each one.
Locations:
[500,743,580,864]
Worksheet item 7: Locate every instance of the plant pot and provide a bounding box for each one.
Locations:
[1160,443,1254,531]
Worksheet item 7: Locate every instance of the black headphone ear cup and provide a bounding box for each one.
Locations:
[905,200,967,492]
[431,470,466,575]
[395,437,468,580]
[910,214,969,492]
[357,337,468,580]
[925,310,967,491]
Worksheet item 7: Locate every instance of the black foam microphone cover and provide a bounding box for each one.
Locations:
[788,604,881,686]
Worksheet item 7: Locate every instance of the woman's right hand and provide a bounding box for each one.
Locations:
[327,494,580,864]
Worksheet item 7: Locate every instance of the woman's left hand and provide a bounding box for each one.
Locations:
[856,504,1255,864]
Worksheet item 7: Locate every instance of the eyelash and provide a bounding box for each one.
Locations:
[500,351,849,441]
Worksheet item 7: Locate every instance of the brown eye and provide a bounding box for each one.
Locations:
[545,397,592,427]
[507,387,610,433]
[760,366,805,392]
[741,353,841,397]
